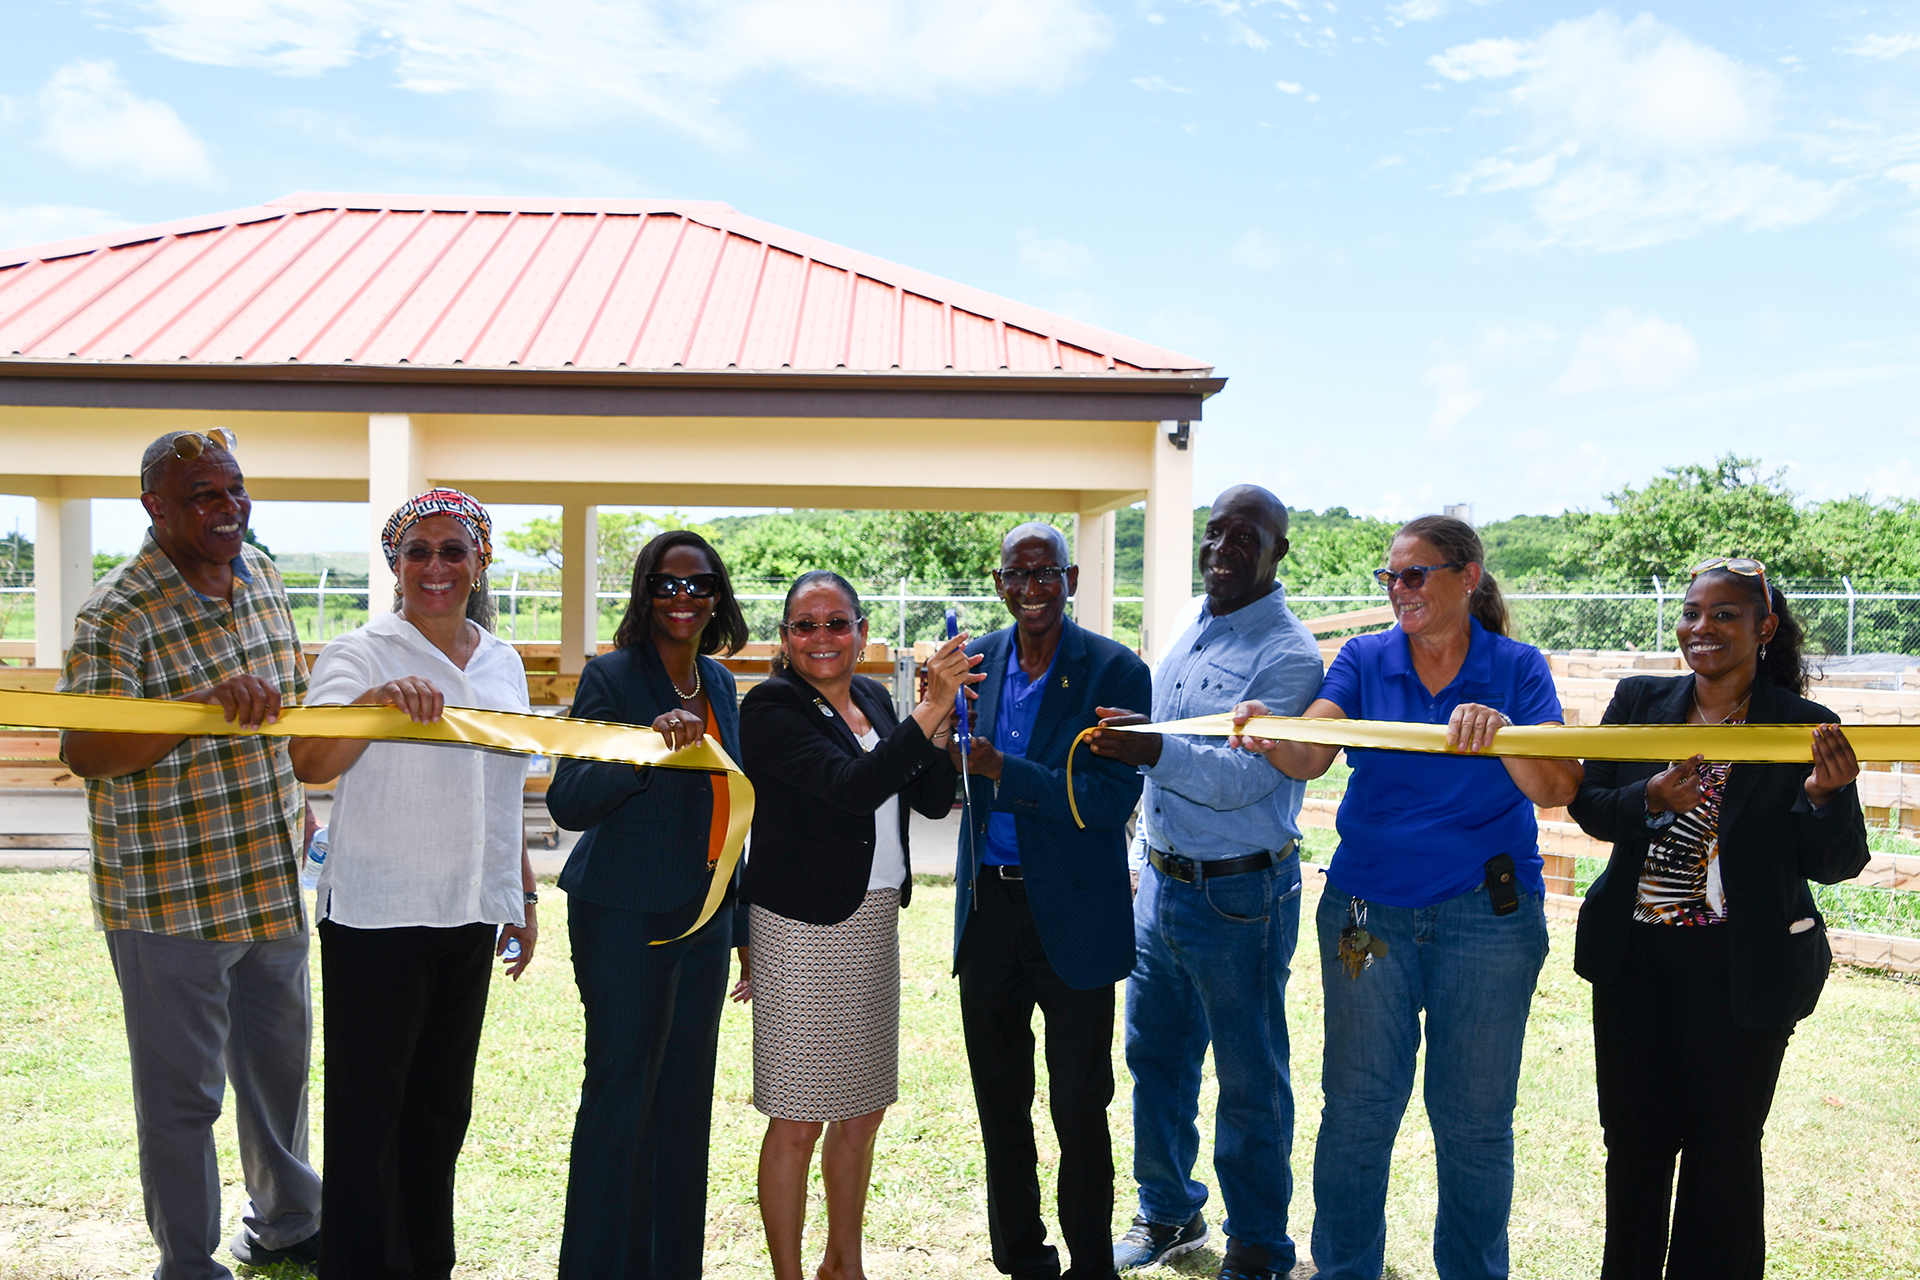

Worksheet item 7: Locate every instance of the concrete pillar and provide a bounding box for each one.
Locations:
[559,501,599,675]
[1141,420,1196,663]
[366,413,425,619]
[1073,508,1116,638]
[34,496,92,668]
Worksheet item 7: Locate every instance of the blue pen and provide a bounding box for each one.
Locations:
[946,608,973,833]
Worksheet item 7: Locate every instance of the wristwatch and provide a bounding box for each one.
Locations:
[524,890,540,906]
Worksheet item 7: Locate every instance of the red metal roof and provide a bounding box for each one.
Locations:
[0,194,1209,377]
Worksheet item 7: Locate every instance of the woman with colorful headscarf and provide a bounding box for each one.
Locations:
[288,488,537,1280]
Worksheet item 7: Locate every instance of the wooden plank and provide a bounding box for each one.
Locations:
[0,765,81,789]
[1827,929,1920,975]
[1302,605,1395,636]
[0,833,86,849]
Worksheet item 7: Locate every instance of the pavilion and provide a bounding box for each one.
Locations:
[0,193,1222,673]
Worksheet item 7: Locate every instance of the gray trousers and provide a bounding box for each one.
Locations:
[105,928,323,1280]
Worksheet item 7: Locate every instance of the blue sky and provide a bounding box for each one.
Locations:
[5,0,1920,556]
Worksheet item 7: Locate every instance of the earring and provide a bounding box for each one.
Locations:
[1759,643,1768,662]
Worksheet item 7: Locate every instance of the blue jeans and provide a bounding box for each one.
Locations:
[1125,849,1301,1266]
[1309,881,1548,1280]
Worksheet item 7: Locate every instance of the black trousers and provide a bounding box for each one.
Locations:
[558,896,731,1280]
[957,874,1118,1280]
[318,919,495,1280]
[1591,922,1793,1280]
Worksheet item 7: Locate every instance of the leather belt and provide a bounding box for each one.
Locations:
[1149,844,1290,884]
[988,864,1023,881]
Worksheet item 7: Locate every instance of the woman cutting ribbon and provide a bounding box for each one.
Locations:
[547,529,751,1279]
[1230,514,1581,1280]
[288,488,536,1280]
[739,570,978,1280]
[1569,558,1869,1279]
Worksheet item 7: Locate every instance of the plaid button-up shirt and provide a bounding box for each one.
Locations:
[60,536,309,941]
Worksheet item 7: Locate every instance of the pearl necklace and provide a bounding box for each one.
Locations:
[670,662,702,702]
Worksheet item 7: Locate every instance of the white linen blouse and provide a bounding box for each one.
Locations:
[305,611,531,929]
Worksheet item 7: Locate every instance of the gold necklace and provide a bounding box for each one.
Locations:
[669,661,702,702]
[1691,689,1752,725]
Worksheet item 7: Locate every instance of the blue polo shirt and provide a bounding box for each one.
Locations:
[982,645,1058,866]
[1318,618,1563,908]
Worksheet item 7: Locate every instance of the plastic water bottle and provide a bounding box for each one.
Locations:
[300,826,328,891]
[497,924,522,962]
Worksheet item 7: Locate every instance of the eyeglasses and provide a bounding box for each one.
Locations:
[780,617,861,636]
[1688,557,1767,581]
[647,572,719,599]
[140,428,238,488]
[1374,562,1463,590]
[401,544,473,564]
[997,566,1068,591]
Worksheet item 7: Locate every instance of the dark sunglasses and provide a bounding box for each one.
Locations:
[141,428,238,488]
[780,616,861,636]
[1374,562,1463,590]
[401,543,472,564]
[646,573,720,599]
[998,566,1068,591]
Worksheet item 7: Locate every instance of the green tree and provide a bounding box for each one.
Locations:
[1558,455,1812,582]
[503,509,712,584]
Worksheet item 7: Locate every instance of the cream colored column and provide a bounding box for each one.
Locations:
[1141,421,1196,663]
[33,496,93,668]
[1072,509,1116,638]
[366,414,426,619]
[559,501,600,675]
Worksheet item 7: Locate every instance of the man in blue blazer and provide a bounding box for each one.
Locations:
[951,521,1152,1280]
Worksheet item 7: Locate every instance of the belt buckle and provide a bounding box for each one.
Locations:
[1160,851,1196,884]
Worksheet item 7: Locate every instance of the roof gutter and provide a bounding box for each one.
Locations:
[0,358,1225,421]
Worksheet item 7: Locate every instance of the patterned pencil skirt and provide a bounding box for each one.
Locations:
[749,887,902,1122]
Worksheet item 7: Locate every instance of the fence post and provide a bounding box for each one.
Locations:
[1844,577,1856,656]
[316,567,329,641]
[1651,575,1663,651]
[898,577,907,652]
[509,571,520,642]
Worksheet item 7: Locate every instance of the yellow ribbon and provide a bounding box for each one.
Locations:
[4,689,751,944]
[1065,714,1919,829]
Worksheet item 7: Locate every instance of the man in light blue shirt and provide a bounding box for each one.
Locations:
[1088,485,1325,1280]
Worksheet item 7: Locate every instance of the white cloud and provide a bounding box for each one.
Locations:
[1843,32,1920,59]
[1437,13,1838,251]
[1133,74,1196,93]
[0,204,132,252]
[1017,229,1095,279]
[1422,360,1485,440]
[35,59,214,183]
[108,0,1112,136]
[1887,164,1920,193]
[1477,319,1559,363]
[1389,0,1498,23]
[1275,79,1303,93]
[1227,228,1290,269]
[1551,307,1698,395]
[1429,36,1527,81]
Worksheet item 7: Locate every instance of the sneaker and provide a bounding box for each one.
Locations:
[229,1229,320,1273]
[1114,1211,1208,1271]
[1218,1238,1282,1280]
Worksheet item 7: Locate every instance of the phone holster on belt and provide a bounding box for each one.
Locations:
[1485,853,1519,916]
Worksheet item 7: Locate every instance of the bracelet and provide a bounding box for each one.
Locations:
[524,890,539,906]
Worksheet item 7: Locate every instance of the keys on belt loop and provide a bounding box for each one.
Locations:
[1337,895,1389,979]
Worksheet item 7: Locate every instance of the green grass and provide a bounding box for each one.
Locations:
[0,869,1914,1278]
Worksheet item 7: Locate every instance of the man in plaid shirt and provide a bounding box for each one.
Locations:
[60,430,322,1279]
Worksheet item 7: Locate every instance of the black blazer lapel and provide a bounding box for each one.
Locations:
[1029,618,1090,761]
[776,667,864,756]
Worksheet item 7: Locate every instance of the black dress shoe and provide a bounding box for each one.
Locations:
[1219,1237,1284,1280]
[229,1228,320,1273]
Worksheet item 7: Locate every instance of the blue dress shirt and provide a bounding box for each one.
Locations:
[1317,617,1564,908]
[982,644,1058,865]
[1132,586,1326,866]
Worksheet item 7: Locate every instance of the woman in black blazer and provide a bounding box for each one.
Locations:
[741,570,978,1280]
[1570,560,1869,1280]
[548,530,750,1280]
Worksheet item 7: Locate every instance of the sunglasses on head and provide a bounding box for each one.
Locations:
[142,428,238,487]
[646,573,719,599]
[1689,556,1767,581]
[1374,562,1463,590]
[780,616,861,636]
[401,543,472,564]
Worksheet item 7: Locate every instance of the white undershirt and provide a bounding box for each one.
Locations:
[859,727,907,891]
[305,611,531,928]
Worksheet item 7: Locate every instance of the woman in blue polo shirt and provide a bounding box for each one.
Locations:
[1233,514,1581,1280]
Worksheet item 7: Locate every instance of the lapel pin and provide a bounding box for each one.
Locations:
[1061,677,1070,688]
